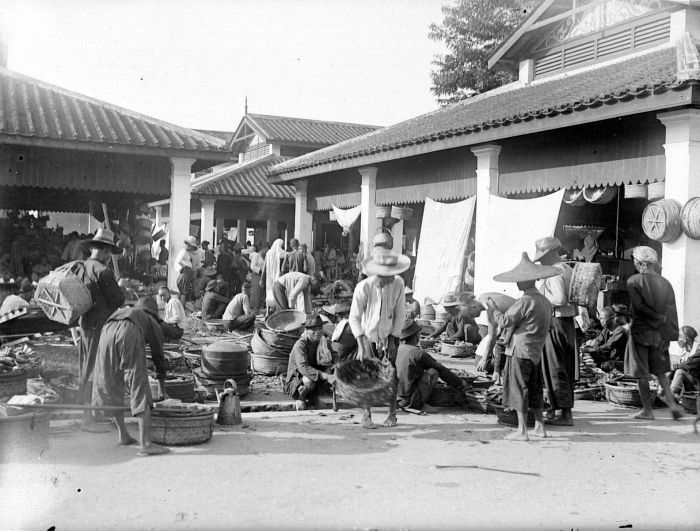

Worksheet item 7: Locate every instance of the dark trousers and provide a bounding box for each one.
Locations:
[226,314,256,332]
[542,316,576,410]
[272,281,289,311]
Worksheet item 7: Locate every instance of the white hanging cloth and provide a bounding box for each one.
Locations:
[331,204,362,236]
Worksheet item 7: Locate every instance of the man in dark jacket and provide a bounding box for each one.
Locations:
[78,229,125,431]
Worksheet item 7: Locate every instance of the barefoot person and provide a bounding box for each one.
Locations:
[349,232,408,429]
[625,246,683,421]
[396,319,469,413]
[92,297,170,456]
[486,252,558,441]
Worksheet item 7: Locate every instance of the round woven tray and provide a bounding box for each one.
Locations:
[259,326,300,351]
[251,353,289,376]
[251,329,290,358]
[440,341,474,358]
[681,391,698,414]
[265,310,306,332]
[604,380,657,408]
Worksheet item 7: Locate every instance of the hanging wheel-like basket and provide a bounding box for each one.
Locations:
[583,186,618,204]
[680,197,700,240]
[563,188,586,206]
[642,199,682,242]
[647,181,665,200]
[624,183,648,199]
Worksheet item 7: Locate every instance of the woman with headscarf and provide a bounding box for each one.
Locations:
[261,238,286,313]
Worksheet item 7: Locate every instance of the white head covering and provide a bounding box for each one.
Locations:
[264,239,287,305]
[632,246,658,264]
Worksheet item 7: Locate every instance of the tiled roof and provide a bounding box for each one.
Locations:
[195,129,235,144]
[192,155,295,199]
[271,46,687,176]
[246,113,380,146]
[0,66,231,155]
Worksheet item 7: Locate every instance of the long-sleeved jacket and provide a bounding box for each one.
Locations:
[79,258,125,330]
[627,272,678,341]
[588,325,628,361]
[349,275,405,347]
[106,307,166,380]
[287,335,324,382]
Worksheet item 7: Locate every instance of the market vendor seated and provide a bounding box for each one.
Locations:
[580,305,628,370]
[285,314,336,411]
[92,296,170,456]
[671,326,699,400]
[157,286,186,340]
[193,266,217,300]
[396,319,469,413]
[404,287,420,319]
[427,292,483,344]
[201,279,230,319]
[222,281,256,331]
[322,300,356,361]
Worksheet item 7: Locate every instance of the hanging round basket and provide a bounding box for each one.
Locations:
[563,188,586,206]
[624,183,648,199]
[648,181,665,200]
[681,197,700,240]
[642,199,682,242]
[583,186,618,204]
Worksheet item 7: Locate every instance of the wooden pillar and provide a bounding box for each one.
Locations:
[200,198,216,246]
[215,216,225,241]
[294,179,313,246]
[266,217,277,243]
[358,166,379,259]
[168,157,196,292]
[236,219,247,244]
[471,145,501,299]
[657,109,700,326]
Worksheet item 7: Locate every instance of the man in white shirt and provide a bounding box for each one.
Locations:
[157,286,186,339]
[349,233,409,429]
[272,271,313,314]
[222,282,256,331]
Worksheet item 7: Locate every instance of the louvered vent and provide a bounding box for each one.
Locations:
[634,17,670,47]
[597,29,632,59]
[534,51,562,77]
[563,41,596,68]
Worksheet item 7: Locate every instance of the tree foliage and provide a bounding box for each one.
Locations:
[430,0,536,106]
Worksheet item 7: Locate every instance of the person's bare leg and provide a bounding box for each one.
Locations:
[419,369,440,414]
[382,368,400,427]
[633,378,655,420]
[114,413,136,445]
[656,373,683,420]
[505,409,529,441]
[694,393,700,434]
[530,408,547,438]
[362,407,377,429]
[136,409,169,456]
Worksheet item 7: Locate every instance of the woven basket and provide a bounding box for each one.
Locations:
[35,262,93,325]
[564,188,586,206]
[265,310,306,333]
[569,262,602,309]
[624,183,648,199]
[251,353,289,376]
[491,404,536,427]
[440,341,474,358]
[251,329,289,358]
[390,205,413,220]
[334,359,397,408]
[259,327,301,351]
[193,368,251,397]
[681,197,700,240]
[164,376,195,401]
[375,205,391,219]
[426,383,456,407]
[584,186,618,204]
[0,369,29,399]
[681,391,698,414]
[642,199,682,242]
[150,408,214,446]
[648,181,665,200]
[604,380,657,408]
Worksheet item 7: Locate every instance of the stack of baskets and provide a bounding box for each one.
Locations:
[250,310,305,376]
[194,340,251,398]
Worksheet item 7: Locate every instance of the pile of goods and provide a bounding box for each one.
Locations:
[194,340,251,399]
[0,344,41,401]
[250,310,305,376]
[575,352,606,400]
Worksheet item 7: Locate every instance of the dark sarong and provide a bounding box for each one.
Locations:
[624,330,670,378]
[225,314,256,332]
[272,281,289,311]
[92,319,153,416]
[542,316,576,410]
[78,328,101,405]
[503,356,544,411]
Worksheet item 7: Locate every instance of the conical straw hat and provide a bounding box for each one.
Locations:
[493,252,560,283]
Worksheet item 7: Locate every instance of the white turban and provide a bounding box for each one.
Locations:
[632,246,658,264]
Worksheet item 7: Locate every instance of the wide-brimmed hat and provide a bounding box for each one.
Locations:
[441,292,460,307]
[134,296,159,318]
[494,252,560,283]
[533,236,563,262]
[184,235,198,248]
[400,319,423,340]
[362,248,410,277]
[304,314,325,329]
[322,301,351,315]
[82,228,122,253]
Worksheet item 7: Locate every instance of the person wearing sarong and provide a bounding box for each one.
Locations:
[486,252,557,441]
[78,229,125,431]
[92,297,169,456]
[175,236,200,305]
[222,282,256,331]
[534,236,576,426]
[349,233,408,429]
[625,246,683,421]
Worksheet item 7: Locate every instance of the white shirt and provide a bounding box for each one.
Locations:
[223,293,250,320]
[306,253,316,277]
[349,275,406,347]
[250,252,265,275]
[163,298,186,326]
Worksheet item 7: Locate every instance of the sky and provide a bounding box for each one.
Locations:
[0,0,448,131]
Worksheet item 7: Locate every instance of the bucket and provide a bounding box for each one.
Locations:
[0,411,50,462]
[642,199,682,242]
[681,197,700,240]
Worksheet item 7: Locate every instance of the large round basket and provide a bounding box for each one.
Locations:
[334,359,397,408]
[265,310,306,333]
[563,188,586,206]
[642,199,682,242]
[681,197,700,240]
[0,411,50,462]
[251,353,289,376]
[201,341,250,377]
[491,404,535,427]
[624,183,648,199]
[251,329,290,358]
[681,391,698,414]
[0,369,29,399]
[604,380,657,408]
[440,341,474,358]
[259,326,301,351]
[583,186,618,204]
[569,262,602,309]
[647,181,665,200]
[150,408,214,446]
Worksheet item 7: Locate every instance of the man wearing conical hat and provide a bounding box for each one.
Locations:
[486,252,558,441]
[349,232,409,429]
[534,236,577,426]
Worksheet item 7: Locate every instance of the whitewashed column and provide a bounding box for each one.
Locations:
[657,109,700,326]
[168,157,196,292]
[200,198,216,246]
[358,166,379,258]
[294,179,313,245]
[471,145,502,299]
[266,218,277,243]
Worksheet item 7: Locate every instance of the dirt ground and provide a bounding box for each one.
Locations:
[2,399,699,530]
